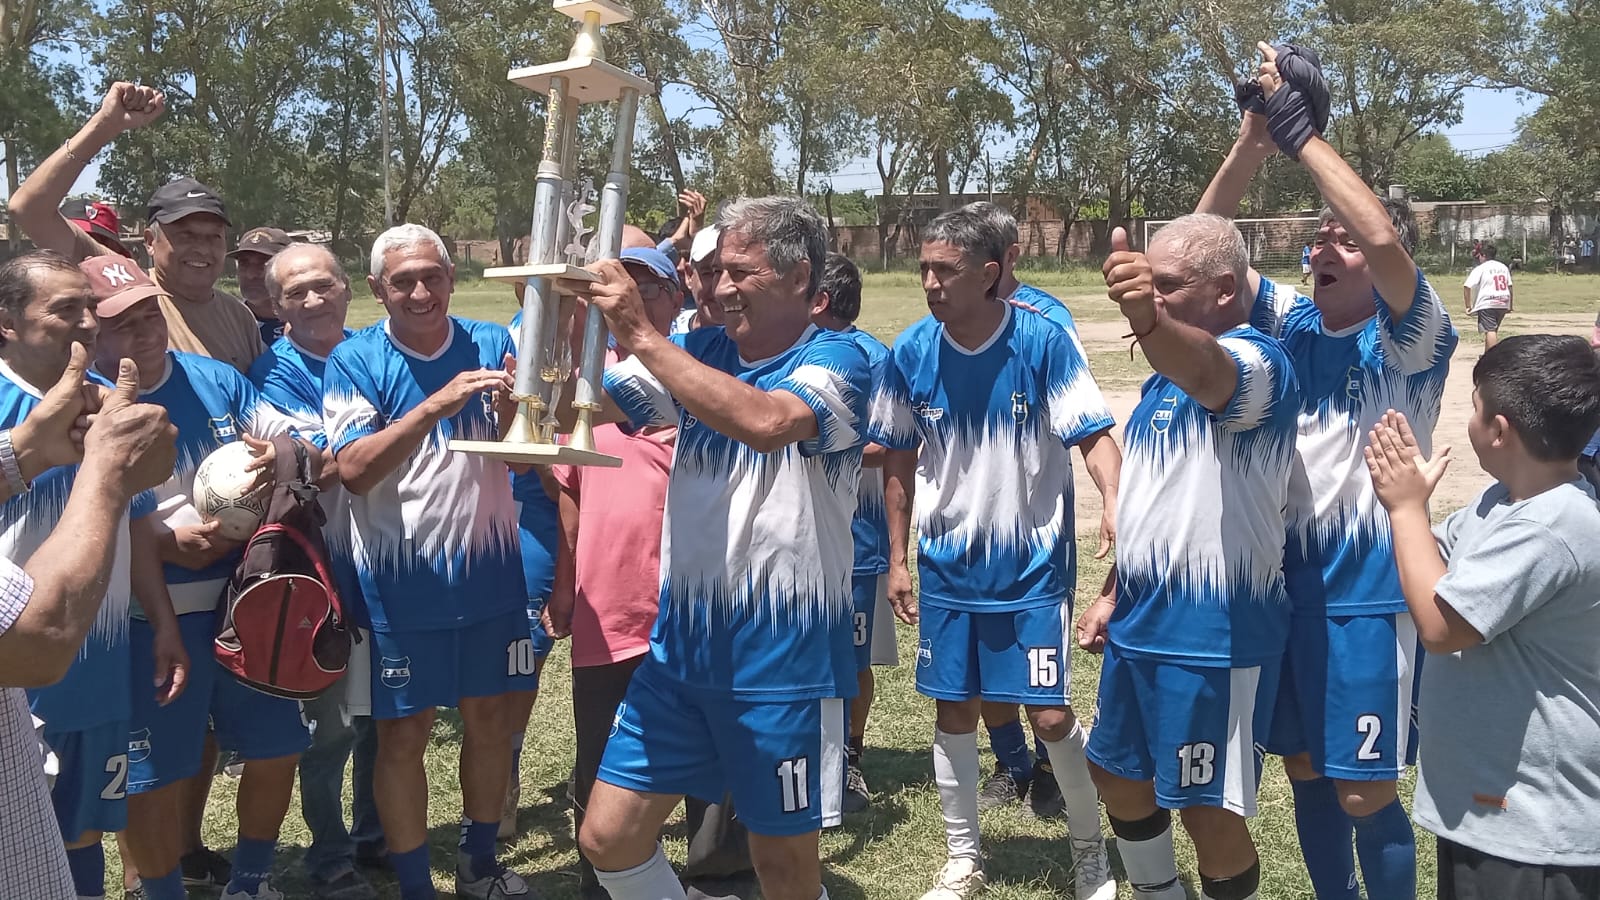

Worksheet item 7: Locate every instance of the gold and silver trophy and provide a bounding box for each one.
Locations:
[448,0,652,468]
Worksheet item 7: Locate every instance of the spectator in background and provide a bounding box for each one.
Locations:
[673,225,724,335]
[62,199,135,259]
[1464,243,1514,351]
[0,328,176,900]
[230,228,293,346]
[1580,235,1594,270]
[1301,243,1313,286]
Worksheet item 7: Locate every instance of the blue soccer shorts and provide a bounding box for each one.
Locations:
[370,609,539,720]
[42,720,130,839]
[519,518,554,660]
[597,659,847,837]
[127,612,312,794]
[1265,612,1422,780]
[1086,643,1279,816]
[914,599,1074,705]
[526,596,553,660]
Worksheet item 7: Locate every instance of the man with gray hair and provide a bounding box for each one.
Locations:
[1077,218,1299,900]
[324,224,534,900]
[564,197,870,900]
[247,244,381,900]
[1195,43,1457,900]
[871,203,1120,900]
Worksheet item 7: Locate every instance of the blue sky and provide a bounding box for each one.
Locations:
[11,73,1538,200]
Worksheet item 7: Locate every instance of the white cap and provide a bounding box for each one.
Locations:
[690,225,720,264]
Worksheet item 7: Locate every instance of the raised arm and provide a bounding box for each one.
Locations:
[10,83,164,259]
[1196,113,1276,300]
[1103,229,1239,413]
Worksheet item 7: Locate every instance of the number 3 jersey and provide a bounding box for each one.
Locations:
[324,318,526,633]
[0,360,155,732]
[869,304,1114,612]
[602,325,870,702]
[1112,327,1300,667]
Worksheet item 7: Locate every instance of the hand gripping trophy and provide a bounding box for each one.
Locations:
[448,0,652,467]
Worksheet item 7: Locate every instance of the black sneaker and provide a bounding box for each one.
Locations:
[354,838,388,870]
[841,763,870,814]
[1028,759,1066,818]
[182,845,233,887]
[976,763,1028,812]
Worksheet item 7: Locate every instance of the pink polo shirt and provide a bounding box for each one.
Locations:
[552,423,676,668]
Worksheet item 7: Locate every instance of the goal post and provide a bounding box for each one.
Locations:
[1144,216,1322,281]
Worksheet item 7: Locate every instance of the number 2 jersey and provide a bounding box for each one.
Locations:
[324,318,525,633]
[1112,327,1300,667]
[869,304,1114,611]
[1251,273,1456,617]
[602,325,870,701]
[0,360,155,732]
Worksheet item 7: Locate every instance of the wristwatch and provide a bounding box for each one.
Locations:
[0,429,30,495]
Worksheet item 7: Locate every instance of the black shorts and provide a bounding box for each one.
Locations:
[1437,837,1600,900]
[1476,309,1507,332]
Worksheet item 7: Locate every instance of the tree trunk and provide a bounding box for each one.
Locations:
[5,141,18,252]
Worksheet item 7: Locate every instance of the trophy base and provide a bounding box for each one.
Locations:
[448,439,623,468]
[508,57,654,105]
[482,263,599,291]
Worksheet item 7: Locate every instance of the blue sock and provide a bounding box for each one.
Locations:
[226,836,276,895]
[139,867,187,900]
[986,719,1031,782]
[65,844,105,897]
[1353,798,1417,900]
[458,818,500,880]
[1034,734,1051,767]
[390,844,436,900]
[1291,777,1358,900]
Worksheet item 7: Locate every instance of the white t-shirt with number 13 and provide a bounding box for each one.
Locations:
[1465,260,1513,311]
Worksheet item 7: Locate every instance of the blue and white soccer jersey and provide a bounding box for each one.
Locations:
[1251,273,1456,778]
[508,310,558,663]
[844,326,892,672]
[325,318,534,719]
[1086,327,1299,815]
[0,360,153,837]
[594,324,869,836]
[870,303,1113,705]
[111,351,313,792]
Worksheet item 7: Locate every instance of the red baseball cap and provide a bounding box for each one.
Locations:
[79,255,165,318]
[61,199,133,258]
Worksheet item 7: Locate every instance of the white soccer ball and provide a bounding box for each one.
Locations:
[193,441,271,542]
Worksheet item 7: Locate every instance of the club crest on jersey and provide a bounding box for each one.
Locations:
[911,401,944,422]
[127,728,152,763]
[1011,392,1029,424]
[380,656,411,689]
[917,638,933,667]
[1151,394,1179,434]
[682,413,699,430]
[1345,365,1363,400]
[208,415,238,441]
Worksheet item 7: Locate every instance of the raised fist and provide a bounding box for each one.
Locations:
[95,82,165,134]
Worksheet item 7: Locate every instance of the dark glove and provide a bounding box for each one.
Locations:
[1234,79,1265,116]
[1265,43,1332,159]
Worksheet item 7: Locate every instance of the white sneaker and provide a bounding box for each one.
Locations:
[220,880,284,900]
[919,856,986,899]
[456,864,532,899]
[1071,836,1117,900]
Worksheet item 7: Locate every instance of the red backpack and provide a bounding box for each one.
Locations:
[214,435,355,700]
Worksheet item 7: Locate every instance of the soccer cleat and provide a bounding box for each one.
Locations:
[220,879,285,900]
[918,857,986,900]
[499,775,522,840]
[123,886,145,900]
[181,846,233,887]
[975,763,1027,813]
[842,763,870,814]
[1071,836,1117,900]
[456,863,533,899]
[1028,760,1065,819]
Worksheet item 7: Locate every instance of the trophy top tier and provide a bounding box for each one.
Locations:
[447,0,654,468]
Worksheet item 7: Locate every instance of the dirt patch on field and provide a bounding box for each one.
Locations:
[1069,313,1595,532]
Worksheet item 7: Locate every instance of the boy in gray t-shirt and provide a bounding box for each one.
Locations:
[1366,333,1600,900]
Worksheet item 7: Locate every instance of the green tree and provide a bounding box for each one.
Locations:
[1394,133,1482,200]
[0,0,91,249]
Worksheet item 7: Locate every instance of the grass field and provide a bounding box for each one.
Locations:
[169,269,1600,899]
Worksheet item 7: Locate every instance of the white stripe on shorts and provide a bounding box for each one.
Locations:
[1222,666,1262,818]
[869,575,899,666]
[1395,613,1419,765]
[819,698,846,828]
[1056,599,1073,706]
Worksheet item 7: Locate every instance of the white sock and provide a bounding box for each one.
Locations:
[1116,821,1185,899]
[1039,720,1105,842]
[818,889,829,900]
[593,844,686,900]
[932,728,981,860]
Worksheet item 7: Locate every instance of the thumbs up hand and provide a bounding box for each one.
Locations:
[82,357,178,496]
[10,343,98,479]
[1103,227,1158,332]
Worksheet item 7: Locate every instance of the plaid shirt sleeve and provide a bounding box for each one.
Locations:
[0,557,33,637]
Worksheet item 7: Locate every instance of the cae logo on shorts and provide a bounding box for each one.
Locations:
[917,638,933,668]
[380,656,412,689]
[127,728,152,764]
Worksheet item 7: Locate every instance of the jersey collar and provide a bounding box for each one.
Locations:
[738,323,817,369]
[0,357,46,399]
[384,318,455,361]
[942,300,1011,356]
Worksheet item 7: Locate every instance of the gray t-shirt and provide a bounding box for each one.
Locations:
[1416,479,1600,866]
